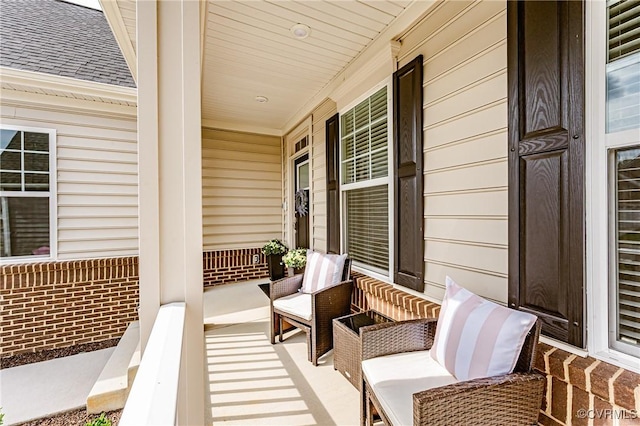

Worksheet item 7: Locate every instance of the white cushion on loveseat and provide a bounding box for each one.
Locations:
[362,349,458,426]
[272,293,312,321]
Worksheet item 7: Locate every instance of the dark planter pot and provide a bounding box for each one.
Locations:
[267,254,285,281]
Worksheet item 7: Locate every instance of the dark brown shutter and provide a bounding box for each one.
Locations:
[393,55,424,292]
[326,113,340,254]
[507,0,585,347]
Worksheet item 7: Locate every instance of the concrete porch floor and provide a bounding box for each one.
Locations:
[204,280,359,425]
[0,280,358,425]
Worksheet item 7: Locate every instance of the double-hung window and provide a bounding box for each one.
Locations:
[340,85,392,277]
[0,126,55,260]
[603,0,640,360]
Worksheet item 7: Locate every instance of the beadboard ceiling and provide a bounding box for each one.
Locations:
[106,0,415,134]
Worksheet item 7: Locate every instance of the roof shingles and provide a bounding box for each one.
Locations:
[1,0,135,88]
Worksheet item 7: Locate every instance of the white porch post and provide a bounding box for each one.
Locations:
[137,1,204,424]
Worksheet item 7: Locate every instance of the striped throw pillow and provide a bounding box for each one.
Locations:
[301,251,347,294]
[430,276,537,381]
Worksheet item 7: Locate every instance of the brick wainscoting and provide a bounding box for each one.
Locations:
[351,271,440,319]
[351,273,640,425]
[535,343,640,426]
[0,257,139,362]
[203,248,269,287]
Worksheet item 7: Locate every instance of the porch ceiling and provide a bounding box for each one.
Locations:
[103,0,416,134]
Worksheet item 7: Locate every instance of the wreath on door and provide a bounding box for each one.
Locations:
[295,190,308,216]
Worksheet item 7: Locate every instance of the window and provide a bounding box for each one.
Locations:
[340,85,391,276]
[606,1,640,132]
[294,136,308,153]
[0,127,55,260]
[606,0,640,358]
[612,147,640,355]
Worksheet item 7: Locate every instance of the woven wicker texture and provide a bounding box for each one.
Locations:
[270,259,353,365]
[333,311,394,388]
[361,319,544,425]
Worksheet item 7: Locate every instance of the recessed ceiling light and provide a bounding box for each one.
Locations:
[255,95,269,103]
[290,23,311,39]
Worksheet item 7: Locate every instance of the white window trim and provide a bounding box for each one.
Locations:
[285,117,312,250]
[0,124,57,264]
[586,0,640,373]
[338,78,394,280]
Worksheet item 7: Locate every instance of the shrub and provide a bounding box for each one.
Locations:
[261,239,288,256]
[85,413,111,426]
[282,248,307,269]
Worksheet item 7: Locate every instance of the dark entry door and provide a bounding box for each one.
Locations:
[507,0,585,347]
[294,154,310,249]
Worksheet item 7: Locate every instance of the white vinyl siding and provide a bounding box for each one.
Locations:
[202,128,282,250]
[310,99,337,253]
[0,103,138,260]
[397,0,508,303]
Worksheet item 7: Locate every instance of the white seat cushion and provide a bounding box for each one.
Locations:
[362,350,458,426]
[273,293,312,321]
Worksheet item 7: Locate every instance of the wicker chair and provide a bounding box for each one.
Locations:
[269,258,352,365]
[360,317,544,426]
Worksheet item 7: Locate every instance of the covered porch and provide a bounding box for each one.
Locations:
[99,0,640,425]
[203,280,359,425]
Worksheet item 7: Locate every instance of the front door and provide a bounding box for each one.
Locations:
[294,154,310,249]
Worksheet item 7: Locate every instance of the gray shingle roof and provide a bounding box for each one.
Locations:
[1,0,136,88]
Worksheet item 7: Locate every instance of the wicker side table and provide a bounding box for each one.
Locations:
[332,311,393,388]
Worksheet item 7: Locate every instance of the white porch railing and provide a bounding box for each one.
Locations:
[119,302,185,426]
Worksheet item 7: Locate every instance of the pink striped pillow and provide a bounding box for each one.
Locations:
[301,251,347,294]
[430,277,537,381]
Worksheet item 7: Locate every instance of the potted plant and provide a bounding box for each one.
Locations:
[262,239,288,281]
[282,248,307,277]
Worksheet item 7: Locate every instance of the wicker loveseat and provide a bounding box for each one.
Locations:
[269,257,352,365]
[360,317,544,426]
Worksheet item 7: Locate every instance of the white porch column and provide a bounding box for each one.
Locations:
[137,1,204,424]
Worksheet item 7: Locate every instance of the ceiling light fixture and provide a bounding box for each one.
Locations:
[290,23,311,39]
[255,95,269,103]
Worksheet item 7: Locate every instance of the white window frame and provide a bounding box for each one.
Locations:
[586,0,640,372]
[0,124,57,263]
[338,78,394,282]
[285,118,313,251]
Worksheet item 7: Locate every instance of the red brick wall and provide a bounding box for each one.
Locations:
[0,257,139,360]
[351,273,640,425]
[351,272,440,319]
[535,343,640,425]
[203,248,269,287]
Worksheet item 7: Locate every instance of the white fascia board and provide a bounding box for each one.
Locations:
[0,86,137,118]
[0,67,137,105]
[99,0,138,82]
[281,0,437,134]
[201,119,283,137]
